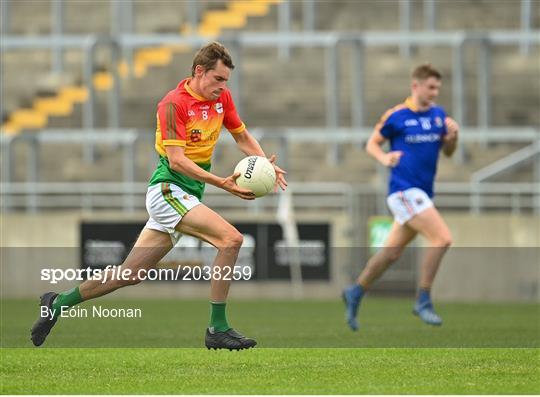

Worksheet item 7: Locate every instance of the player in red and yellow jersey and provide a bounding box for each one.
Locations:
[149,71,248,200]
[31,42,287,350]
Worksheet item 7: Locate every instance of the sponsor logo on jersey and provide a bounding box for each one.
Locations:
[405,133,441,143]
[187,110,196,117]
[419,117,432,130]
[214,103,223,114]
[404,119,419,127]
[190,129,202,142]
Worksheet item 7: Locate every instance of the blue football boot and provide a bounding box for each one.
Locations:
[413,301,443,326]
[342,285,363,331]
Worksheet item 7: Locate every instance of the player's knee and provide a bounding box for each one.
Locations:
[228,230,244,248]
[432,234,452,248]
[442,235,453,248]
[219,229,243,250]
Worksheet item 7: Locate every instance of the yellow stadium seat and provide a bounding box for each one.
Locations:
[93,72,114,91]
[1,122,21,135]
[34,97,73,116]
[10,109,48,129]
[203,11,247,29]
[230,1,269,16]
[135,47,172,66]
[197,24,220,38]
[59,86,88,103]
[3,0,278,135]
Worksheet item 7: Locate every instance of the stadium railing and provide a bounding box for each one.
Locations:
[1,0,534,58]
[116,31,540,130]
[1,181,538,257]
[1,35,124,138]
[1,128,539,216]
[2,31,539,136]
[278,0,536,56]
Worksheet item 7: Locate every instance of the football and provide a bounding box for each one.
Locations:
[234,156,276,197]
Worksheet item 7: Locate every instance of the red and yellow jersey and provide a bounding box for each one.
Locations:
[155,78,245,164]
[148,78,245,199]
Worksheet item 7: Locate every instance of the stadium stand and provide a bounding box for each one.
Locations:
[1,1,538,311]
[1,0,538,195]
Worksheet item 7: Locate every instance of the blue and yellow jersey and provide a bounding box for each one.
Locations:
[377,97,447,198]
[148,78,245,199]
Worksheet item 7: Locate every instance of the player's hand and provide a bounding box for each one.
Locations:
[221,173,255,200]
[444,117,459,143]
[381,151,403,168]
[268,154,288,192]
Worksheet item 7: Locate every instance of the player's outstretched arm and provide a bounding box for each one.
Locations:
[366,129,403,168]
[231,129,266,157]
[165,146,255,200]
[232,130,287,191]
[442,117,459,157]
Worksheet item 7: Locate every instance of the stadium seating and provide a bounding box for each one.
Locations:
[1,0,538,187]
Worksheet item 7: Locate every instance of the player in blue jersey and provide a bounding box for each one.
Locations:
[343,64,459,330]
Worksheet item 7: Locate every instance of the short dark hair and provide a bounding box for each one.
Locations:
[412,63,442,81]
[191,42,234,77]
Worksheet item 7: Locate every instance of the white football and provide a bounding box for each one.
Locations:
[234,156,276,198]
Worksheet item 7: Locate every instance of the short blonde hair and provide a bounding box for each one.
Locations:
[412,63,442,81]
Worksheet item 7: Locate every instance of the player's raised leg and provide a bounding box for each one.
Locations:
[407,206,452,326]
[176,204,256,350]
[343,222,417,330]
[30,228,173,346]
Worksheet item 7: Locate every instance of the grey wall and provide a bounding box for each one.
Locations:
[1,211,538,301]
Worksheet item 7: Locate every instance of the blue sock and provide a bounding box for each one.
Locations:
[348,284,364,301]
[417,288,432,309]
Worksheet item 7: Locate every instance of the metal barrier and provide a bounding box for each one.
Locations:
[2,31,539,135]
[471,139,540,214]
[1,0,535,54]
[0,35,122,141]
[1,180,538,216]
[0,129,139,211]
[1,128,539,215]
[2,127,538,182]
[1,179,537,256]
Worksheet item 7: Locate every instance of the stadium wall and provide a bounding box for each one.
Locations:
[1,212,538,302]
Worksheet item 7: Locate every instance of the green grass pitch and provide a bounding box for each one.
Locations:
[1,297,539,394]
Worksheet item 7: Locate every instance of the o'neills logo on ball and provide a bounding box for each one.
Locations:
[244,157,257,179]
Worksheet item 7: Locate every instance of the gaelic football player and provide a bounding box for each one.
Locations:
[31,42,287,349]
[343,64,459,330]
